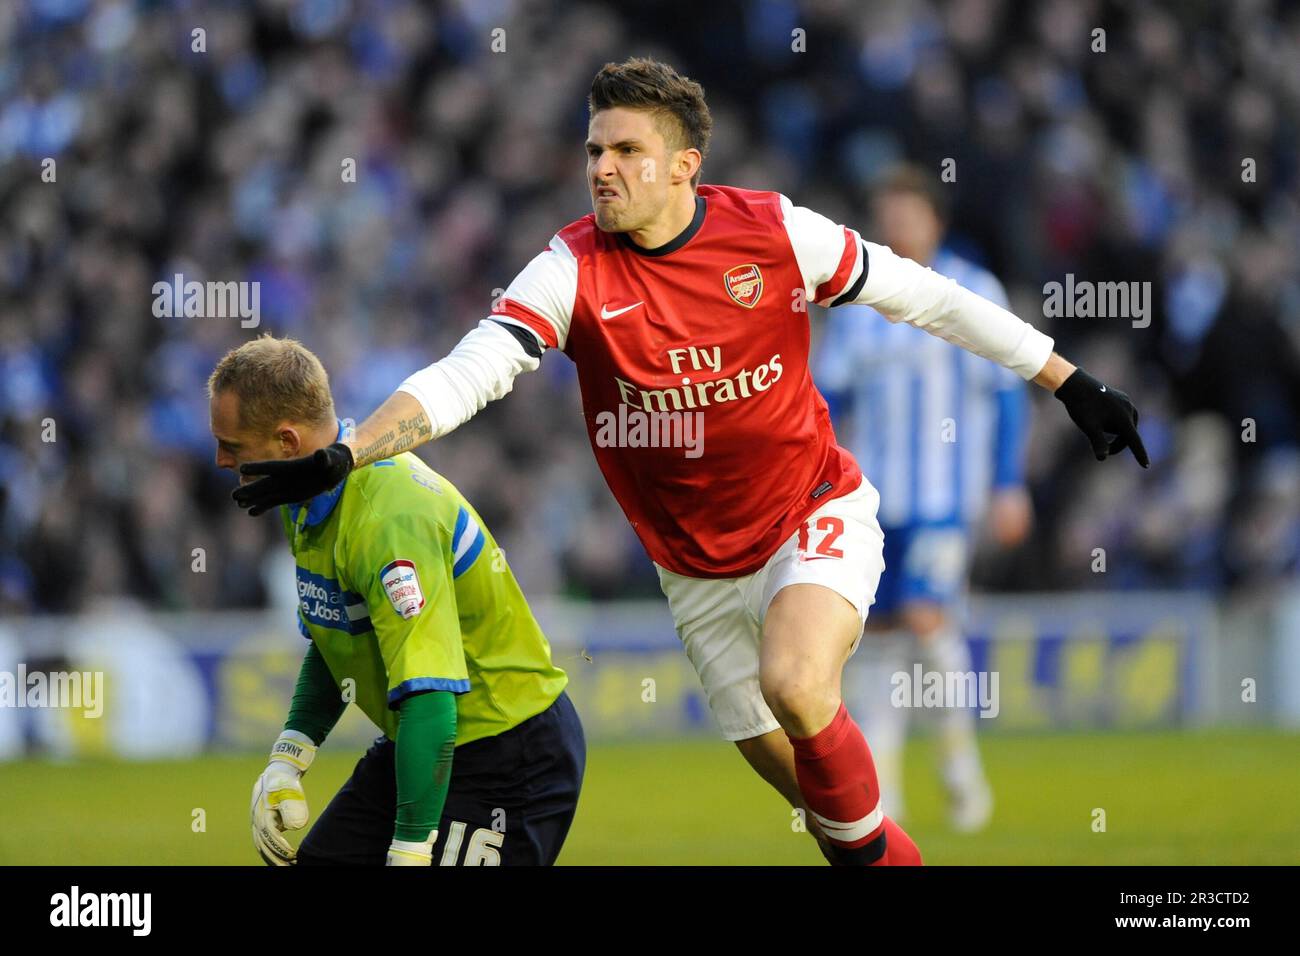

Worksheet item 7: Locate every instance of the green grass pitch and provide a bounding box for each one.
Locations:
[1,729,1296,865]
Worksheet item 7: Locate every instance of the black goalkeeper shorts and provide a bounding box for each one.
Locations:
[297,690,585,866]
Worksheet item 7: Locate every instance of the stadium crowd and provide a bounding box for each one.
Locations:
[2,0,1298,614]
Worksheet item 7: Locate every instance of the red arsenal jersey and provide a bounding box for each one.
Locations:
[489,184,871,578]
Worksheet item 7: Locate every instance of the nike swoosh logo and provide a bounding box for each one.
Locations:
[1099,385,1107,393]
[600,301,643,320]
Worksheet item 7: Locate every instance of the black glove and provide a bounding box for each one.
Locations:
[233,442,355,516]
[1054,368,1149,467]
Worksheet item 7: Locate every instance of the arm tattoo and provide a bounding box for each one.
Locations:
[352,413,433,467]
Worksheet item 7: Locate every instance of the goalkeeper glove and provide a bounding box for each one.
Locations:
[251,730,317,866]
[1054,368,1149,467]
[233,442,354,516]
[387,835,437,866]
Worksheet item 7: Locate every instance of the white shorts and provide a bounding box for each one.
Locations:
[655,478,886,741]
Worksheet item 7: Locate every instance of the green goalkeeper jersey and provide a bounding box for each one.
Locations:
[280,439,566,745]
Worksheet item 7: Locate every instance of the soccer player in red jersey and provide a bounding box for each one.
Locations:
[235,58,1147,865]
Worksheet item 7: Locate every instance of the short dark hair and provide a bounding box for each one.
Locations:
[875,163,951,224]
[589,57,712,188]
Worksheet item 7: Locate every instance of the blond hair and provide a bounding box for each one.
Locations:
[207,335,335,434]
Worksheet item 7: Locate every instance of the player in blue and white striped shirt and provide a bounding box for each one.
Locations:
[815,166,1034,832]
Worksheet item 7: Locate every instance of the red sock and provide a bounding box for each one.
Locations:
[875,815,923,866]
[789,702,923,866]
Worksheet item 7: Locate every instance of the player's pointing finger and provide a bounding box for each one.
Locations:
[1125,420,1150,468]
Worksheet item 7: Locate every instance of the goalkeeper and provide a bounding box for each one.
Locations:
[208,336,584,866]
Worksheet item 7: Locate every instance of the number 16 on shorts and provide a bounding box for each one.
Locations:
[439,821,505,865]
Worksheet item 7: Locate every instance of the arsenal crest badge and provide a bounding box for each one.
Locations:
[724,263,763,308]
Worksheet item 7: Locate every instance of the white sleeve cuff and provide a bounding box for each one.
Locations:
[396,370,450,437]
[397,319,541,439]
[1006,324,1055,381]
